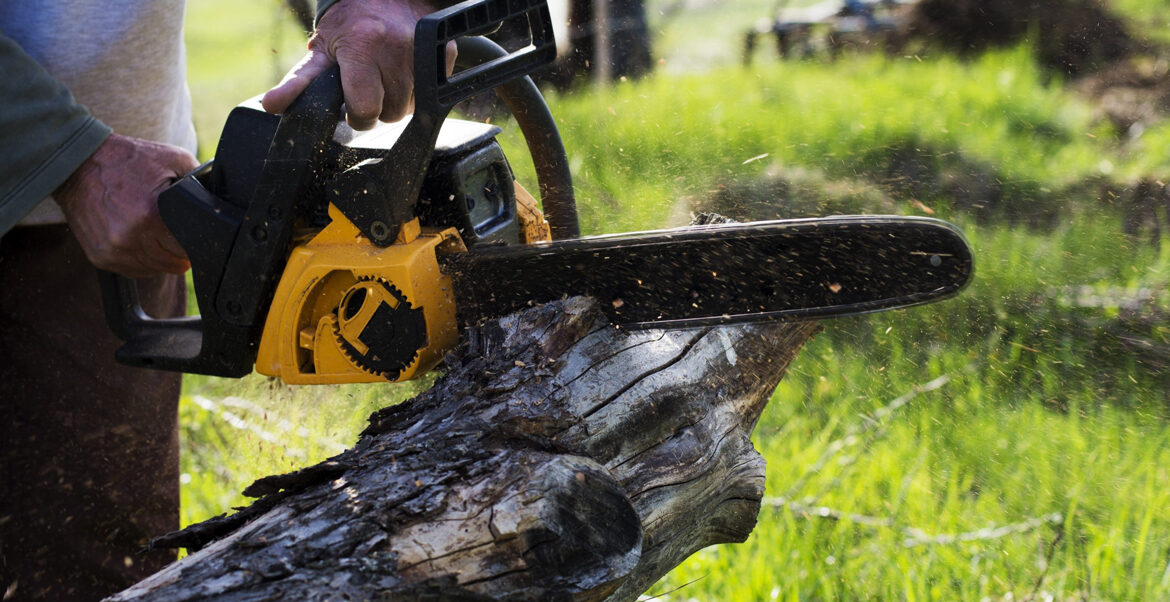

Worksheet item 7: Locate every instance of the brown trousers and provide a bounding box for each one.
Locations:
[0,225,185,601]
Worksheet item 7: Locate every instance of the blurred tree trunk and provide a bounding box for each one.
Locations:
[563,0,652,84]
[284,0,314,32]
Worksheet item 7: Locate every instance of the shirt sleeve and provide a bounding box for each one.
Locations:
[0,32,111,236]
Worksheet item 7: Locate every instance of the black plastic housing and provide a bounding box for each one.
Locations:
[198,99,520,245]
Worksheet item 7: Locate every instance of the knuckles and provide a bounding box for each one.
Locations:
[320,6,417,126]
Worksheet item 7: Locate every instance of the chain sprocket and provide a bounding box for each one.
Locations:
[330,276,428,380]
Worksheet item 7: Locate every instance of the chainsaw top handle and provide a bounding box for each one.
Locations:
[100,0,566,377]
[327,0,562,246]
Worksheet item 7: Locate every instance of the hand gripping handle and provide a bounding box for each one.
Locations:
[326,0,558,245]
[98,67,345,377]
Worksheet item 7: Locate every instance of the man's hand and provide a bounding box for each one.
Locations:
[262,0,456,130]
[55,133,197,278]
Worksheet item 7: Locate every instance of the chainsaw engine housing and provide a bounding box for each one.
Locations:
[190,101,544,383]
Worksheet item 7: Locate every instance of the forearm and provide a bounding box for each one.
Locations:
[0,32,111,236]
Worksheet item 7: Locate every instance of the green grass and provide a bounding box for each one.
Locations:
[499,45,1114,235]
[184,0,307,160]
[181,1,1170,598]
[1109,0,1170,45]
[178,373,433,527]
[651,216,1170,600]
[666,394,1170,600]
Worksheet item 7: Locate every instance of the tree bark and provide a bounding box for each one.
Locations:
[109,296,818,601]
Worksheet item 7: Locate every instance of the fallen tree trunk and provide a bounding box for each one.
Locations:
[110,296,818,601]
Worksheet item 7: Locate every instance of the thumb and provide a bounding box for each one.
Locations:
[262,50,335,115]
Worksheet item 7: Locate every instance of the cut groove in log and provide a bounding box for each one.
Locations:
[110,295,818,601]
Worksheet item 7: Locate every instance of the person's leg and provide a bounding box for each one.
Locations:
[0,225,185,601]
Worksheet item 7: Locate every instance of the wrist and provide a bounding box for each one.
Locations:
[54,129,113,209]
[54,133,122,213]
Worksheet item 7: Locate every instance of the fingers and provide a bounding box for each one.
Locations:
[144,141,198,269]
[264,43,410,129]
[332,18,415,128]
[155,139,200,178]
[378,56,413,124]
[445,39,458,77]
[74,214,188,279]
[336,48,386,130]
[142,229,191,275]
[109,235,188,278]
[267,0,437,128]
[262,50,334,115]
[154,227,188,262]
[87,201,189,278]
[146,175,192,267]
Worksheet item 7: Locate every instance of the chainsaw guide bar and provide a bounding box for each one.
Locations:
[446,215,973,329]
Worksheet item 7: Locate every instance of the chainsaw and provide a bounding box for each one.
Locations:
[100,0,973,385]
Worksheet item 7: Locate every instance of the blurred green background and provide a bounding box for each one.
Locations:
[180,0,1170,599]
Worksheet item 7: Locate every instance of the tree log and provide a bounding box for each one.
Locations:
[110,296,818,601]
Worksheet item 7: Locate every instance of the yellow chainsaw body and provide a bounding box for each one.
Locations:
[255,183,549,385]
[255,205,465,384]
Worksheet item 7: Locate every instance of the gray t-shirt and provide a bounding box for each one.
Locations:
[0,0,196,225]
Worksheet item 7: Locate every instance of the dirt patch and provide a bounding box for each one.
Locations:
[904,0,1138,76]
[869,142,1007,217]
[691,144,1071,229]
[858,141,1066,227]
[1072,58,1170,134]
[689,164,897,221]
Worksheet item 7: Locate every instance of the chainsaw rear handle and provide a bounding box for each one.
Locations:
[98,64,345,377]
[99,269,257,376]
[100,0,563,377]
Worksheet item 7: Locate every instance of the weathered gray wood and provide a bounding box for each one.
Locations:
[109,296,817,601]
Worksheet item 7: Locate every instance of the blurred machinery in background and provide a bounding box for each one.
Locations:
[744,0,916,64]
